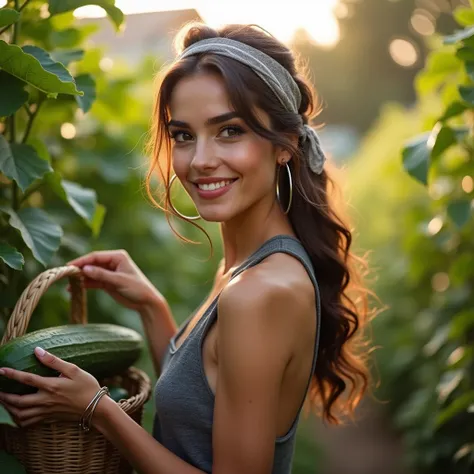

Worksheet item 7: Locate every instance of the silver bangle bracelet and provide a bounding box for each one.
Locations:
[79,386,110,432]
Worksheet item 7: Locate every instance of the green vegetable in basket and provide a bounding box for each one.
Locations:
[0,324,143,394]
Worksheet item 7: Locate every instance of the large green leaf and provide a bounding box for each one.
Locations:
[0,136,53,192]
[0,8,20,27]
[3,207,63,267]
[0,243,24,270]
[46,172,99,226]
[0,40,83,98]
[75,74,96,113]
[48,0,124,29]
[0,71,28,117]
[0,450,26,473]
[51,48,84,67]
[402,133,430,185]
[444,26,474,44]
[447,199,471,228]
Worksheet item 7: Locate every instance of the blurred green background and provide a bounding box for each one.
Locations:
[0,0,473,473]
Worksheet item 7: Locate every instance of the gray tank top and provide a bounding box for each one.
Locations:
[152,235,321,473]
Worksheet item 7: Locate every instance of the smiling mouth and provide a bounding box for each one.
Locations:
[193,179,238,191]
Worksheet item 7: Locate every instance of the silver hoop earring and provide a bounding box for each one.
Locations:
[168,174,201,221]
[276,162,293,215]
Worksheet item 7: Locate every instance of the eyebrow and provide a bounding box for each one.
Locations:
[167,111,239,128]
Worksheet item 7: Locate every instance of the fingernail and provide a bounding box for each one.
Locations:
[83,265,93,273]
[0,369,5,375]
[35,347,46,357]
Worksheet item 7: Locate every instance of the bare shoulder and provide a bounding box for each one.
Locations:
[218,252,315,349]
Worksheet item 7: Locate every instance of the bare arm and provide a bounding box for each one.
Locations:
[138,296,177,377]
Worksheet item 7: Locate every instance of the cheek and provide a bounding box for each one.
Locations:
[171,148,191,180]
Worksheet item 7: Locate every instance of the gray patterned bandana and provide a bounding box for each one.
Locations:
[178,37,326,175]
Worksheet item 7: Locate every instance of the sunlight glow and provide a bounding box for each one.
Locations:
[74,0,341,47]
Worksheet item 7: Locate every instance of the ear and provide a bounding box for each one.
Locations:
[275,134,298,165]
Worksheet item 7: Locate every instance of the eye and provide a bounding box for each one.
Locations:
[170,130,193,143]
[219,125,245,138]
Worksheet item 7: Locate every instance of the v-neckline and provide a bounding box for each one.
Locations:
[169,234,301,355]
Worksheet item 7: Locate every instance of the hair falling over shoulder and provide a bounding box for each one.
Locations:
[145,21,378,424]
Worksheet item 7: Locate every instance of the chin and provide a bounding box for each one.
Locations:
[197,206,239,223]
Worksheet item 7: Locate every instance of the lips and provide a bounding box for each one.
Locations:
[192,178,238,200]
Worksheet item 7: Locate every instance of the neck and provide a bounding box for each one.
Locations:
[219,196,295,276]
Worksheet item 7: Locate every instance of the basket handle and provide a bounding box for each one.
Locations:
[1,266,87,345]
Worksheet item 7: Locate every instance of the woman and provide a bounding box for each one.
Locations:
[0,22,371,474]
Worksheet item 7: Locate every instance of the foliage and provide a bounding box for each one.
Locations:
[347,3,474,472]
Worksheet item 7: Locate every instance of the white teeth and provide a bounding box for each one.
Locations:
[197,180,234,191]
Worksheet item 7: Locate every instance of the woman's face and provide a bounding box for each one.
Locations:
[168,71,280,223]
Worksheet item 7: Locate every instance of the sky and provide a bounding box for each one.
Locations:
[74,0,342,47]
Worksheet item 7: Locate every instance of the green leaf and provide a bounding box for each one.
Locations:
[48,0,124,30]
[50,27,98,49]
[444,26,474,44]
[3,207,63,267]
[415,51,461,95]
[51,49,84,67]
[456,46,474,61]
[437,390,474,427]
[450,310,474,339]
[447,199,471,228]
[431,126,456,160]
[450,253,474,286]
[91,203,106,237]
[75,74,96,113]
[0,136,53,192]
[454,7,474,27]
[402,133,430,185]
[0,450,26,473]
[0,243,24,270]
[465,60,474,80]
[0,40,83,97]
[0,8,20,28]
[0,404,16,426]
[0,71,28,117]
[439,101,467,121]
[459,85,474,104]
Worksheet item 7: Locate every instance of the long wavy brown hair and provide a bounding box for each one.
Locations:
[146,22,375,424]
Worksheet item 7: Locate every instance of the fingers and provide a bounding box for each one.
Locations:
[0,367,57,391]
[34,348,80,380]
[81,265,126,287]
[0,391,46,408]
[1,401,47,428]
[67,250,128,269]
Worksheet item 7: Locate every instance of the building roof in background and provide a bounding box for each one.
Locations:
[79,9,202,63]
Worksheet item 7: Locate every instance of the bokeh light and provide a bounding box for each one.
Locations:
[389,38,419,67]
[432,272,450,292]
[60,123,77,139]
[462,175,474,193]
[411,9,436,36]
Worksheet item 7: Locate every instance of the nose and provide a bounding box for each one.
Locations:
[190,137,219,172]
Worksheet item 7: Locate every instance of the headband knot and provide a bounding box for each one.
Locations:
[178,37,326,175]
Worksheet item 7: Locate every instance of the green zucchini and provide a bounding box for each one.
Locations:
[0,324,143,394]
[108,386,129,402]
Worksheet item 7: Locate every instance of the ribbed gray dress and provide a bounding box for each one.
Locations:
[152,235,321,473]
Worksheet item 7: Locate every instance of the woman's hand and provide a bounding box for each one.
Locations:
[67,249,164,313]
[0,347,104,428]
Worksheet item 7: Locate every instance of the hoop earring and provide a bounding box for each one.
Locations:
[168,174,201,221]
[276,162,293,215]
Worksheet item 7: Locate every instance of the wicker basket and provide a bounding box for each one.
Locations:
[0,266,152,474]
